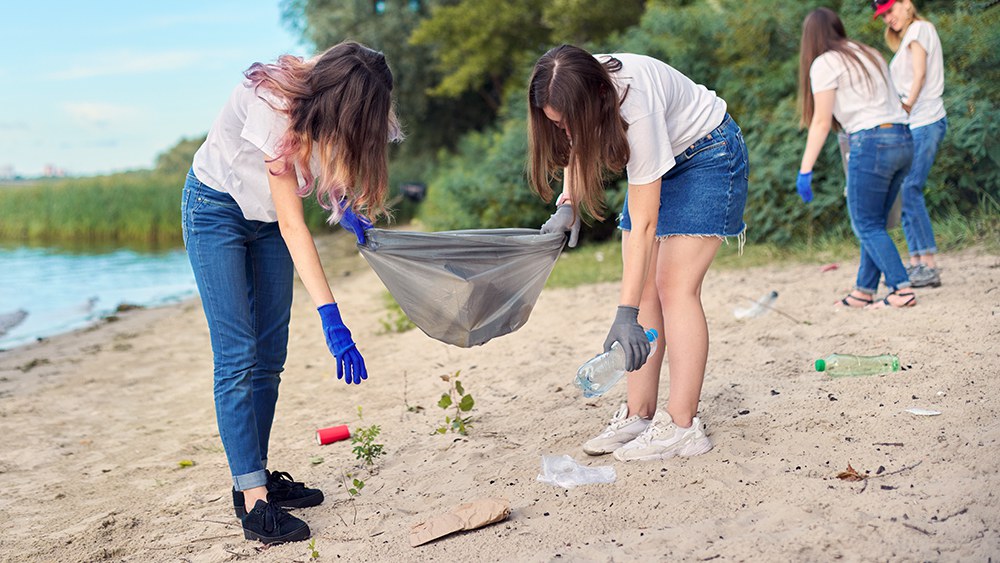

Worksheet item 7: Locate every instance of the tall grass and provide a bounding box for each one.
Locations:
[0,172,185,247]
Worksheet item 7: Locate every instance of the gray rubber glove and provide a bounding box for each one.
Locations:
[539,204,581,247]
[603,305,651,372]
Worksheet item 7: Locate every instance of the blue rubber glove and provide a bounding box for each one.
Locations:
[603,305,651,372]
[540,204,581,247]
[317,303,368,385]
[796,171,814,203]
[339,204,373,245]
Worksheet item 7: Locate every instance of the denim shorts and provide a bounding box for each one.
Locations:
[619,114,749,241]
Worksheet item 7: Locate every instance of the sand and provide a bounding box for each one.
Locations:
[1,236,998,562]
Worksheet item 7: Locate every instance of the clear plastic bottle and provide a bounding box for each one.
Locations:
[575,329,658,398]
[734,290,779,319]
[815,353,900,377]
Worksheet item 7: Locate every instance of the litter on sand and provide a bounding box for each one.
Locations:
[409,497,511,547]
[536,454,617,489]
[905,407,942,416]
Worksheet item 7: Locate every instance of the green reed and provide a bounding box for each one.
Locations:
[0,171,185,246]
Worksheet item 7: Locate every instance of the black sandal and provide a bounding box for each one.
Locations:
[837,293,874,308]
[877,290,916,308]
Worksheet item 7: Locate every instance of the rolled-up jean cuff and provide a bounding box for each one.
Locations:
[233,469,268,491]
[854,286,877,295]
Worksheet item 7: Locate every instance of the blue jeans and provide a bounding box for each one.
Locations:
[620,114,748,239]
[901,117,947,257]
[847,125,914,293]
[182,171,294,491]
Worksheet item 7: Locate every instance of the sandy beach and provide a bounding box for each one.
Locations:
[1,235,998,562]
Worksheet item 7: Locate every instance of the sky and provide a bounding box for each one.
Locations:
[0,1,307,178]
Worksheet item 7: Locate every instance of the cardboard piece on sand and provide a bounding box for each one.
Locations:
[409,497,511,547]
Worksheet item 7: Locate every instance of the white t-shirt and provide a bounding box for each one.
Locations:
[192,82,319,222]
[890,20,946,128]
[810,44,908,134]
[596,53,728,185]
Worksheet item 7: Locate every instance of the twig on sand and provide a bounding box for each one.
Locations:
[902,522,935,536]
[854,461,922,494]
[198,518,239,528]
[739,296,805,325]
[936,507,968,522]
[871,460,922,479]
[872,442,904,447]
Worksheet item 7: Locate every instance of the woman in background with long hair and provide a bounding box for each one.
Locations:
[796,8,916,309]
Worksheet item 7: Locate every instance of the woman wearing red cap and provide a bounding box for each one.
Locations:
[796,8,917,309]
[874,0,947,289]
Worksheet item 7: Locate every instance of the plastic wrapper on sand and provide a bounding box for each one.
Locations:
[358,228,565,347]
[536,454,617,489]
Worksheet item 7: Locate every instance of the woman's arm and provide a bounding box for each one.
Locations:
[902,41,928,113]
[266,158,335,307]
[799,89,837,173]
[620,179,660,307]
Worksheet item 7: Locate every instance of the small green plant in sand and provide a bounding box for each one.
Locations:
[340,471,365,525]
[436,371,474,435]
[352,407,385,466]
[378,291,415,334]
[307,538,320,560]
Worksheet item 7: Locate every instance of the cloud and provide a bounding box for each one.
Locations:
[62,102,141,129]
[46,50,208,80]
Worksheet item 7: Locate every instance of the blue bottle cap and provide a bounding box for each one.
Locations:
[645,328,658,341]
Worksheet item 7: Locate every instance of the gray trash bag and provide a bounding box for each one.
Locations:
[358,228,565,347]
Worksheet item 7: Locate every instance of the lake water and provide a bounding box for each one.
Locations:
[0,245,197,350]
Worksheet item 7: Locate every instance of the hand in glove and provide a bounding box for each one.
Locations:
[339,204,373,245]
[318,303,368,384]
[796,171,814,203]
[540,204,581,247]
[603,305,651,372]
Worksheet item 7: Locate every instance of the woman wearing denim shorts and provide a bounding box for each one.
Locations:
[796,8,917,310]
[182,41,399,545]
[876,0,947,288]
[528,45,748,462]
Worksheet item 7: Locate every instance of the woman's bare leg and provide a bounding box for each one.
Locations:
[656,236,723,428]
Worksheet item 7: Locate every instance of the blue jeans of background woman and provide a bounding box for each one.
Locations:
[182,171,294,491]
[901,117,947,257]
[847,124,914,293]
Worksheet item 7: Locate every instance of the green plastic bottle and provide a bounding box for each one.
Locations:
[815,354,900,377]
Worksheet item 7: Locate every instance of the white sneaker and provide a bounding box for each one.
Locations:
[613,411,713,462]
[582,403,651,456]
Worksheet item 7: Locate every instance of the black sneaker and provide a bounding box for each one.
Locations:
[233,470,325,518]
[241,499,310,545]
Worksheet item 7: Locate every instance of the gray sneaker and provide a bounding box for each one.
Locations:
[909,264,941,288]
[613,411,713,462]
[906,264,921,278]
[582,403,651,456]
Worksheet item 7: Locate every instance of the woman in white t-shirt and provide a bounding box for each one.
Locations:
[797,8,917,309]
[529,45,749,462]
[182,41,400,544]
[875,0,947,288]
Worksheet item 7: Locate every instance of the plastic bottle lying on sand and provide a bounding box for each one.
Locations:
[815,354,900,377]
[734,291,779,319]
[575,329,658,398]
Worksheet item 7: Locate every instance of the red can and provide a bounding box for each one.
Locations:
[316,424,351,445]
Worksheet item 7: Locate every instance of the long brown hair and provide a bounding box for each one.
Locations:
[245,41,401,221]
[884,1,924,52]
[527,44,630,221]
[798,8,887,128]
